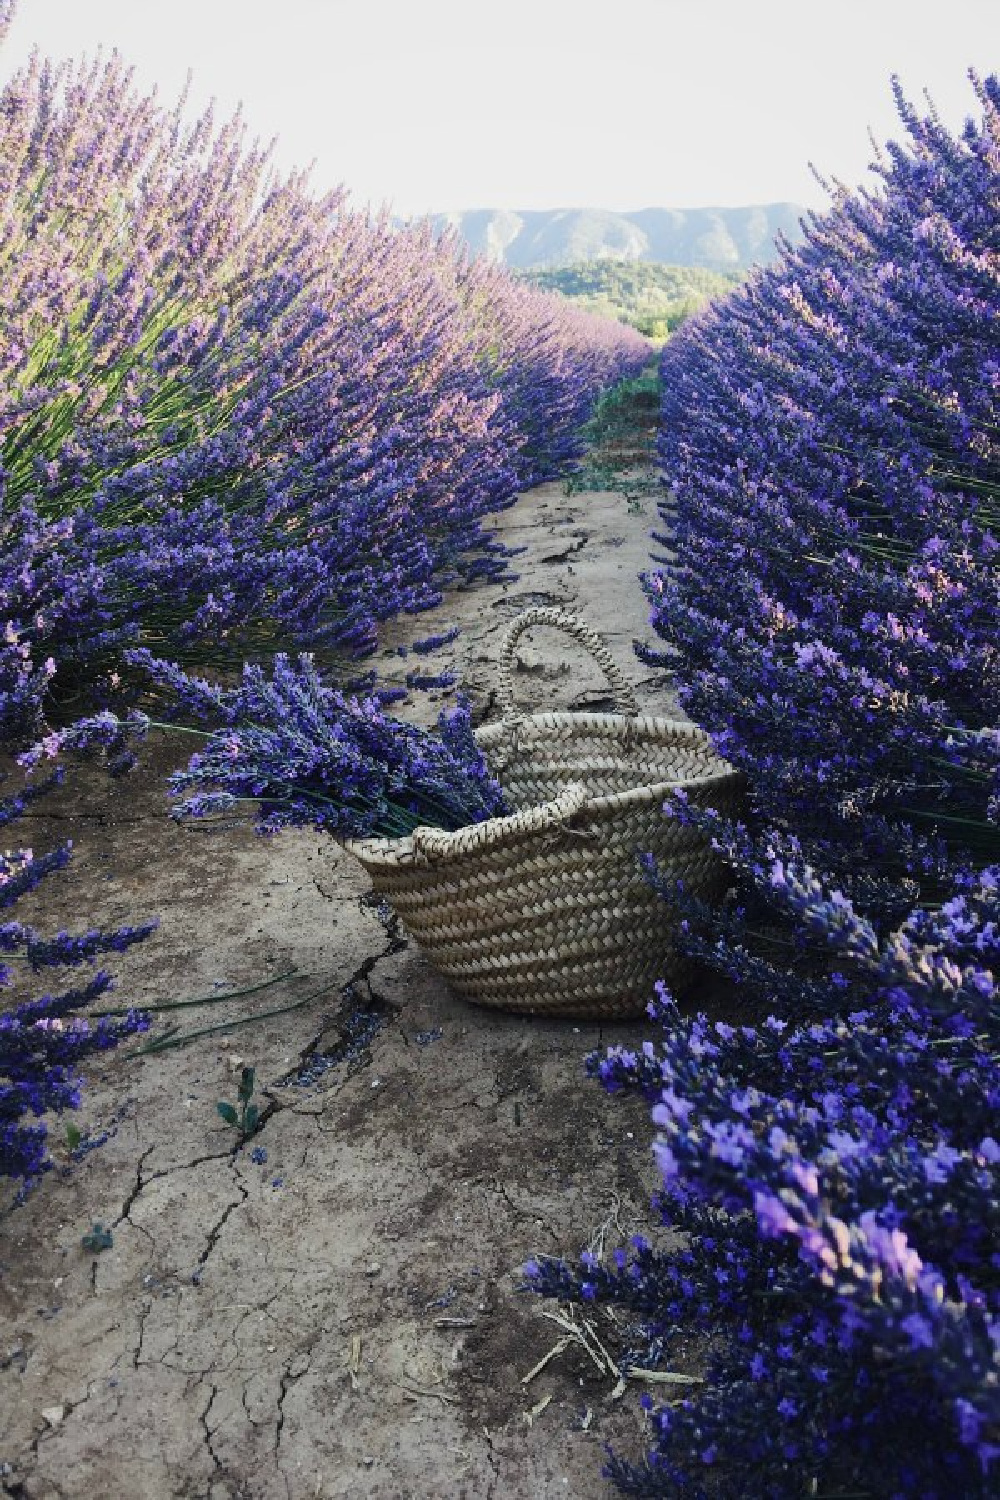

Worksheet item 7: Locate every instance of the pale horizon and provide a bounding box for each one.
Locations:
[0,0,996,221]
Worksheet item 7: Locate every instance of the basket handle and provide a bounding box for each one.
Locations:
[496,607,639,717]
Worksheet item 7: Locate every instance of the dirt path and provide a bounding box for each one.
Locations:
[1,462,683,1499]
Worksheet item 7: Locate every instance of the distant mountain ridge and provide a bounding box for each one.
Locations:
[424,204,806,272]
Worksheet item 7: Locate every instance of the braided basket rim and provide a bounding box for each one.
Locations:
[474,709,711,749]
[345,712,739,870]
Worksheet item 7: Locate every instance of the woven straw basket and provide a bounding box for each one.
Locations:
[347,608,742,1019]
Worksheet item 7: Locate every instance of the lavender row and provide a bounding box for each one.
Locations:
[0,0,645,1189]
[0,15,647,744]
[528,74,1000,1495]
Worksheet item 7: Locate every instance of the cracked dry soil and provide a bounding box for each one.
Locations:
[1,468,687,1499]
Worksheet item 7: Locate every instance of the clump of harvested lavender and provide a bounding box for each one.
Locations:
[25,653,508,841]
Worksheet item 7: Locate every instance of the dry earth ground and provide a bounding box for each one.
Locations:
[1,464,692,1499]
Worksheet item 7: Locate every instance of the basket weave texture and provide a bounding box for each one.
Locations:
[347,609,742,1018]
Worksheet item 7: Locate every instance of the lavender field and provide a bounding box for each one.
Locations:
[1,0,998,1494]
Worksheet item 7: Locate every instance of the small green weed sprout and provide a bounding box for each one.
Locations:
[81,1222,113,1253]
[217,1066,261,1138]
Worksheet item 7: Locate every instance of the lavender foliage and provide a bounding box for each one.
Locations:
[527,75,1000,1497]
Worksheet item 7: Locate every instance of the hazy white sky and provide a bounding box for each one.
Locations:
[0,0,996,216]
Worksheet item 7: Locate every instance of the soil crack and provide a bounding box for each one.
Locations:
[115,1145,156,1224]
[539,531,589,565]
[488,1177,563,1251]
[199,1381,225,1480]
[482,1423,499,1500]
[196,1169,249,1270]
[274,1343,315,1497]
[273,895,405,1090]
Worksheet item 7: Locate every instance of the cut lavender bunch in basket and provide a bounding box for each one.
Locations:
[24,653,509,841]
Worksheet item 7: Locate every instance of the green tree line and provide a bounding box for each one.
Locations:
[518,260,741,339]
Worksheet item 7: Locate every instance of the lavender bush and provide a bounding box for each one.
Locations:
[531,829,1000,1495]
[0,775,152,1188]
[528,74,1000,1496]
[644,72,999,882]
[0,1,647,741]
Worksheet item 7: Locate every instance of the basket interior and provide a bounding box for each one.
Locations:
[476,715,728,812]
